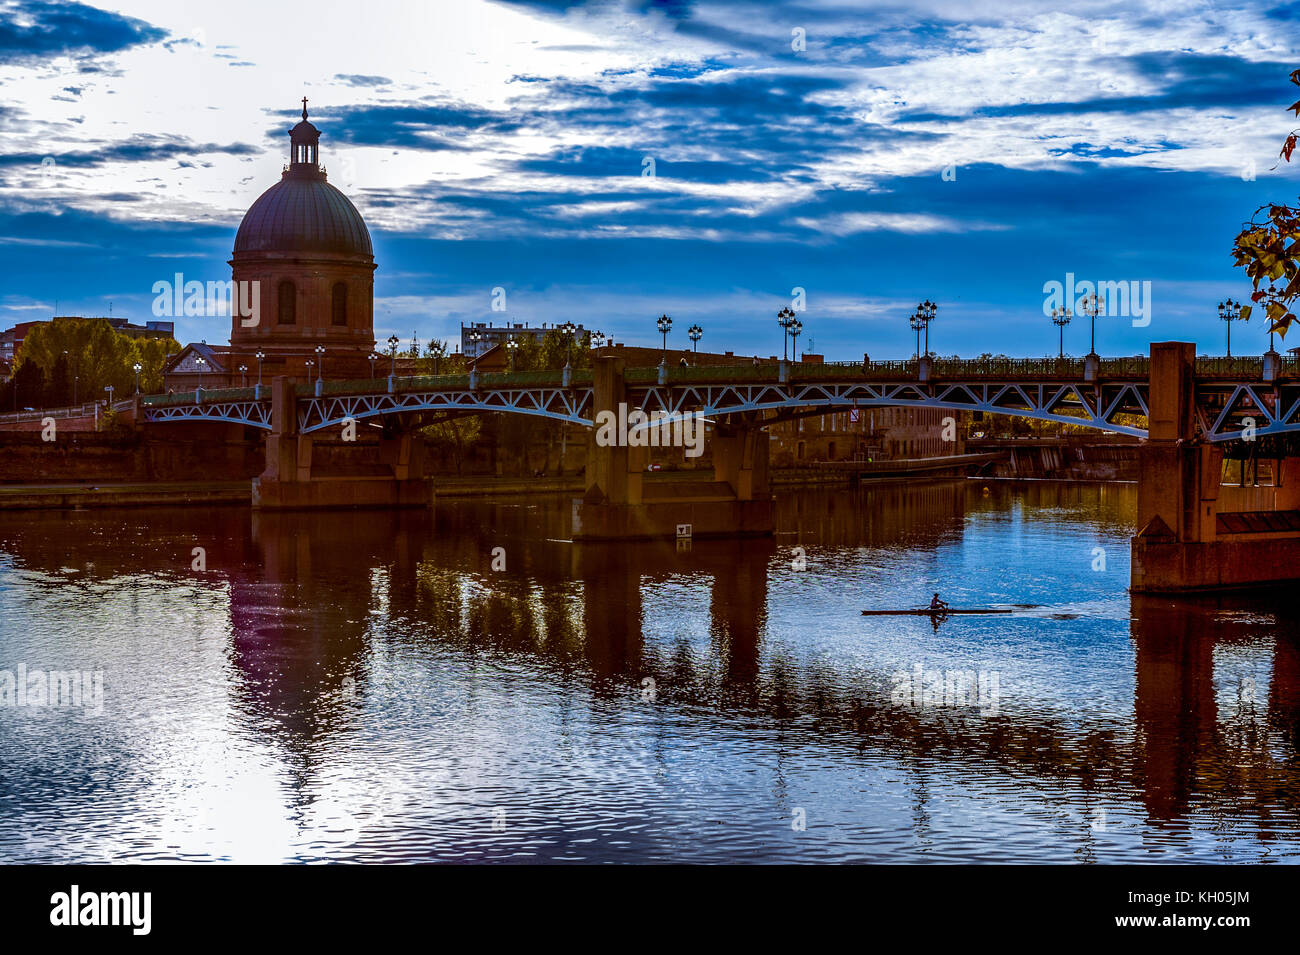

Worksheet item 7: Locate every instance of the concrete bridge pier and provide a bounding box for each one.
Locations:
[572,356,773,540]
[1131,342,1300,591]
[252,376,429,510]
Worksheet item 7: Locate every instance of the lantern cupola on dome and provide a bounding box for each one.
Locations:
[289,97,322,174]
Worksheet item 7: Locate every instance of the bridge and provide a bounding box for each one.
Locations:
[137,351,1300,442]
[127,343,1300,593]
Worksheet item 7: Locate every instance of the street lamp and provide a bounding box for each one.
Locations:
[787,317,803,358]
[314,344,325,382]
[1051,306,1072,359]
[195,355,206,389]
[656,314,672,363]
[506,337,519,371]
[255,351,264,386]
[368,352,379,378]
[387,334,400,376]
[238,364,247,388]
[915,300,937,357]
[305,359,314,382]
[133,361,142,394]
[688,323,702,359]
[560,320,577,367]
[1079,294,1105,356]
[909,312,925,360]
[1219,299,1241,357]
[777,307,795,360]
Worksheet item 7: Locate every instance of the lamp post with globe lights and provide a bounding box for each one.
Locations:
[133,361,142,394]
[387,334,400,376]
[688,323,702,360]
[368,352,378,378]
[1219,299,1242,357]
[777,307,795,361]
[1051,306,1072,359]
[255,351,264,387]
[1078,293,1105,356]
[915,300,937,357]
[560,320,577,368]
[314,344,325,383]
[656,314,672,365]
[238,364,247,388]
[909,312,925,361]
[506,338,519,371]
[787,317,803,359]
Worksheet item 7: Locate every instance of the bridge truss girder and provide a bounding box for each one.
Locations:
[295,386,595,433]
[626,380,1153,437]
[1195,383,1300,442]
[143,400,272,429]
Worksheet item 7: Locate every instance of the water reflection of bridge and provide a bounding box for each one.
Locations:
[1,485,1298,830]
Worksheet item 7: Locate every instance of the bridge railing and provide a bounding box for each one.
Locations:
[142,387,259,407]
[1096,357,1150,377]
[1194,356,1265,378]
[0,401,102,423]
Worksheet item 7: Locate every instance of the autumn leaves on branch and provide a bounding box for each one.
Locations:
[1232,68,1300,340]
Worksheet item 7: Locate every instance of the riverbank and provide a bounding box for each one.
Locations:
[0,459,1136,510]
[0,469,860,509]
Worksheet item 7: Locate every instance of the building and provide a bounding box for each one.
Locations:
[164,342,229,392]
[770,403,962,464]
[461,321,590,361]
[165,99,376,390]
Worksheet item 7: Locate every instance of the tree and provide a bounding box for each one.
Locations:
[15,318,180,405]
[420,414,483,474]
[1,359,46,412]
[47,353,71,406]
[1231,68,1300,338]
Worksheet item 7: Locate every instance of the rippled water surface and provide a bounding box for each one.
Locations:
[2,481,1299,863]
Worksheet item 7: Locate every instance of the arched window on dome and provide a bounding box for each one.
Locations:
[278,280,296,325]
[331,282,347,326]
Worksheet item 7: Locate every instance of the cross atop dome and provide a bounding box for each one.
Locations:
[302,96,308,121]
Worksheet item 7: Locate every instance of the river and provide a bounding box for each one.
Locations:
[1,481,1298,863]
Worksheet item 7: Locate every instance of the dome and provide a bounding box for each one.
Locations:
[233,175,373,257]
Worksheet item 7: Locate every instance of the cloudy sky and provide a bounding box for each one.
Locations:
[1,0,1298,359]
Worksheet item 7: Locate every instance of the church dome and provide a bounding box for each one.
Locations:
[232,98,373,258]
[234,176,372,256]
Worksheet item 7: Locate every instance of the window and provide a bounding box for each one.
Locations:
[278,280,296,325]
[331,282,347,326]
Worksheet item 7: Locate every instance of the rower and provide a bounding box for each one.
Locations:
[929,592,949,612]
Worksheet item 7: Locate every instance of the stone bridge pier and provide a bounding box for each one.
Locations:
[572,355,774,540]
[252,376,430,510]
[1132,342,1300,591]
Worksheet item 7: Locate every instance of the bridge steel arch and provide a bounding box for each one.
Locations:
[142,379,1152,437]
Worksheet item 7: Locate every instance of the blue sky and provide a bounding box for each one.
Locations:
[1,0,1298,359]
